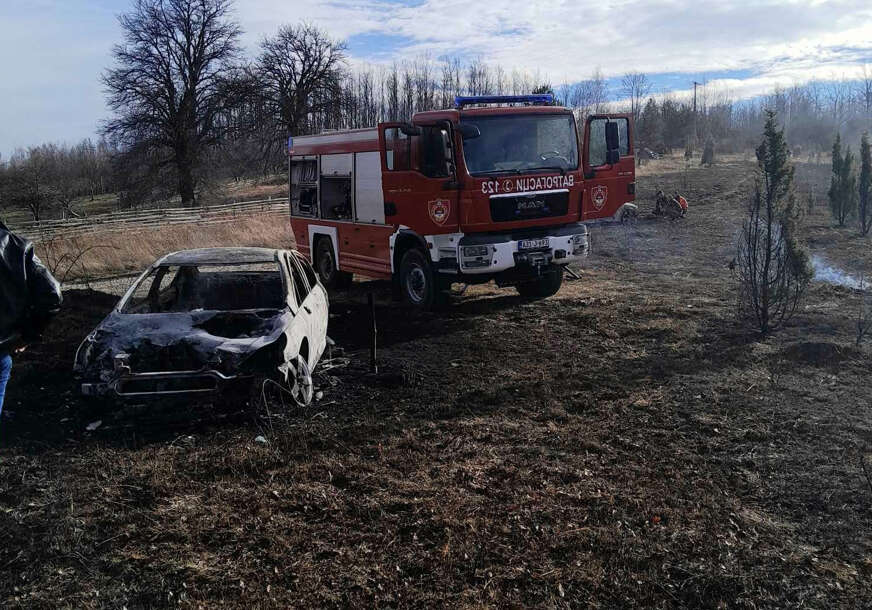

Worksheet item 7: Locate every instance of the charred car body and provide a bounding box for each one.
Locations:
[74,247,328,404]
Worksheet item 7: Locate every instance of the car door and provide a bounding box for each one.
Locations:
[287,253,327,368]
[282,253,314,367]
[293,252,329,363]
[582,114,635,221]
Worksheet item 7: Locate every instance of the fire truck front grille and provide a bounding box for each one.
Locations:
[490,191,569,222]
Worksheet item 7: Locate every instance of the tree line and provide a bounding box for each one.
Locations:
[0,139,118,222]
[1,0,871,219]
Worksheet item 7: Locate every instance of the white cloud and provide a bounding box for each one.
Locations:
[238,0,872,82]
[2,0,871,153]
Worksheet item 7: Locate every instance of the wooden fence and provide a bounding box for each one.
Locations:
[11,198,290,242]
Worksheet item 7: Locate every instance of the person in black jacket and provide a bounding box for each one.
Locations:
[0,219,62,419]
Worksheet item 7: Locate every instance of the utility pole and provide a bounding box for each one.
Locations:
[688,80,702,158]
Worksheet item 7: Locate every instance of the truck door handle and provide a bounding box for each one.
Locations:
[303,305,311,314]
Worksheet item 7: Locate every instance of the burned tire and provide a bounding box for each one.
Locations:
[248,356,313,421]
[515,265,564,299]
[287,356,313,408]
[400,247,440,309]
[315,237,352,289]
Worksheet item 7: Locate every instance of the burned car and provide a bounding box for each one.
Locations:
[74,247,328,406]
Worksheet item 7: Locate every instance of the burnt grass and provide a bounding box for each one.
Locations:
[3,156,872,608]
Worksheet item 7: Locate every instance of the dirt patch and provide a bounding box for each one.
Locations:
[781,341,861,367]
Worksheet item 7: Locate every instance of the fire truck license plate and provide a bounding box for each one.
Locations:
[519,238,549,251]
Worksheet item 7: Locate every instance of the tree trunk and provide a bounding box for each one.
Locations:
[177,153,196,206]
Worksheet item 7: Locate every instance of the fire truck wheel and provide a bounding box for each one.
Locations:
[400,248,439,308]
[315,237,352,289]
[515,265,564,298]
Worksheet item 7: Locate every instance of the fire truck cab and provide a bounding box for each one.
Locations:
[288,94,634,307]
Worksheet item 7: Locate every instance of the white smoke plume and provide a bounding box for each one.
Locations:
[811,255,863,290]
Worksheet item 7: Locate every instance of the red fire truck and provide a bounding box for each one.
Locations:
[288,94,635,307]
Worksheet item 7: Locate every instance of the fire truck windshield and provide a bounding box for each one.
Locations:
[460,113,578,176]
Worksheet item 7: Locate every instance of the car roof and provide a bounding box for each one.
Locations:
[156,247,284,266]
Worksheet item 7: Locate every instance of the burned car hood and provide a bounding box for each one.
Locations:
[75,309,292,380]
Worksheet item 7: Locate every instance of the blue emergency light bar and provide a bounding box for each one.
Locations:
[454,94,554,109]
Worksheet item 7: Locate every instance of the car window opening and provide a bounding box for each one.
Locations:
[121,262,285,313]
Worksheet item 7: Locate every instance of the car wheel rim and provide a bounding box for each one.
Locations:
[289,357,313,407]
[406,265,427,303]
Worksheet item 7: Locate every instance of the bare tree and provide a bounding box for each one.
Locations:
[466,58,492,96]
[386,63,400,121]
[859,65,872,120]
[621,72,652,124]
[440,58,461,109]
[102,0,241,205]
[401,68,414,120]
[412,57,436,115]
[566,69,608,124]
[4,148,53,221]
[50,146,86,218]
[736,110,812,335]
[256,23,346,141]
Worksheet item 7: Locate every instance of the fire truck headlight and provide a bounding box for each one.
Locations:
[462,245,489,257]
[572,233,589,255]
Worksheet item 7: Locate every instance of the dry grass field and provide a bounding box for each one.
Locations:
[36,212,296,282]
[2,153,872,608]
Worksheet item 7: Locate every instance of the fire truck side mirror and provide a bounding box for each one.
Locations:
[399,123,421,137]
[457,124,481,139]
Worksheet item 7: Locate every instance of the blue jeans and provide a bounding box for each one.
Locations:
[0,354,11,418]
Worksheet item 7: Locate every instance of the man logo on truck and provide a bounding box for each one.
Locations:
[428,199,450,225]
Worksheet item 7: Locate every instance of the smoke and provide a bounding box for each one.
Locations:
[811,255,864,290]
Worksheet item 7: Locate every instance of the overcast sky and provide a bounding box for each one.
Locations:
[1,0,871,157]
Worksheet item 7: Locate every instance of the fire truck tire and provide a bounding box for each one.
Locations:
[315,237,352,289]
[515,265,564,298]
[399,248,441,308]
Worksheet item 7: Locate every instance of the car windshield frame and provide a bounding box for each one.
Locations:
[459,112,579,177]
[118,261,286,314]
